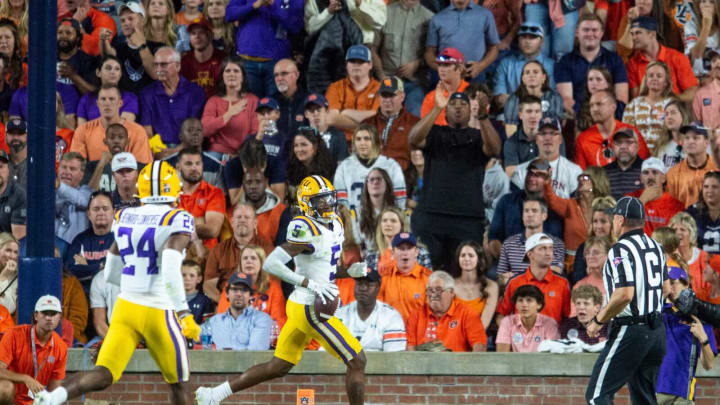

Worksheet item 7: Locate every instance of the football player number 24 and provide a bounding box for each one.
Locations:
[117,226,159,275]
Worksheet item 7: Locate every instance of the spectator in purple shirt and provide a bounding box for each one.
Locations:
[76,56,140,126]
[9,83,79,129]
[226,0,304,98]
[139,46,205,145]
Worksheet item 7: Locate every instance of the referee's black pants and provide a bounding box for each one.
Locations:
[585,321,666,404]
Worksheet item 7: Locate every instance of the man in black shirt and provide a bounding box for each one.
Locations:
[57,18,99,95]
[408,90,501,269]
[273,59,307,138]
[585,196,669,404]
[102,2,163,93]
[603,129,643,200]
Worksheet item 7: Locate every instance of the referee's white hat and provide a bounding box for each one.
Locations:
[612,196,645,220]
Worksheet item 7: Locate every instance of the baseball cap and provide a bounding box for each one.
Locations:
[111,152,137,172]
[630,16,659,33]
[449,92,470,104]
[227,273,253,291]
[118,1,145,17]
[379,76,404,95]
[523,233,553,261]
[528,158,550,172]
[518,22,544,38]
[304,93,329,109]
[537,114,561,132]
[346,45,371,62]
[6,118,26,133]
[392,232,417,247]
[256,97,279,112]
[612,128,638,142]
[359,268,381,282]
[641,157,666,174]
[668,266,688,281]
[35,295,62,313]
[680,121,709,138]
[187,17,212,33]
[436,47,465,65]
[612,196,645,219]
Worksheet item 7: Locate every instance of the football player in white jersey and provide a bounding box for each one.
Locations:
[35,161,201,405]
[196,175,370,405]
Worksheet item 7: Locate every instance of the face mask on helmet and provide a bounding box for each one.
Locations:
[308,192,336,222]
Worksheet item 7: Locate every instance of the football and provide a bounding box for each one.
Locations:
[313,294,340,321]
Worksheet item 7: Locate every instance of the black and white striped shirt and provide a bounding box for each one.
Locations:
[603,229,668,318]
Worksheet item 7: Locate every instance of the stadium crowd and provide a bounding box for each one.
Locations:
[0,0,718,402]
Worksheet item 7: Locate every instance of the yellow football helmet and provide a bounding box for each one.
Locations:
[137,161,182,204]
[297,175,337,223]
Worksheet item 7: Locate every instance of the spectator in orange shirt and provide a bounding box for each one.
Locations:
[69,86,153,165]
[666,122,718,208]
[239,167,291,246]
[626,16,698,104]
[625,157,684,235]
[700,254,720,305]
[420,47,469,126]
[497,233,571,324]
[59,0,116,56]
[177,147,226,254]
[0,295,66,405]
[406,271,487,352]
[216,245,287,328]
[377,232,432,324]
[325,45,380,141]
[203,203,273,302]
[575,90,650,169]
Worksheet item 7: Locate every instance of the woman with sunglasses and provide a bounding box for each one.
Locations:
[570,196,616,286]
[545,169,610,272]
[503,60,564,137]
[653,99,694,171]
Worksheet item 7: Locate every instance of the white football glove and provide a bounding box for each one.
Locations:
[347,262,369,278]
[307,279,339,304]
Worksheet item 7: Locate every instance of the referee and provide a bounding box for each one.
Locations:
[585,196,670,404]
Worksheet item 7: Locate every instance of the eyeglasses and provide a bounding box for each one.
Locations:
[578,174,592,183]
[367,176,384,184]
[297,126,319,138]
[426,287,452,295]
[273,70,296,78]
[602,140,614,159]
[153,61,177,68]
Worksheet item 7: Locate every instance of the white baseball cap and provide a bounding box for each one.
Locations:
[641,157,666,174]
[111,152,138,172]
[34,295,62,313]
[524,233,553,261]
[118,2,145,17]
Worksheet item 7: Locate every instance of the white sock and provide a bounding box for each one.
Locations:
[49,387,68,404]
[211,381,232,401]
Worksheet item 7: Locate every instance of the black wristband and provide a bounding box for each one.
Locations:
[593,315,605,325]
[138,43,148,51]
[477,114,489,121]
[701,339,710,347]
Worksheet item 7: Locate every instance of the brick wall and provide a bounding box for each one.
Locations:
[66,374,720,405]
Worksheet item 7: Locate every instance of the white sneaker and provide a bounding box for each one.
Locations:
[195,387,220,405]
[32,390,52,405]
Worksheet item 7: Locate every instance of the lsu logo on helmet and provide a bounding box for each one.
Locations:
[137,161,182,204]
[297,175,337,223]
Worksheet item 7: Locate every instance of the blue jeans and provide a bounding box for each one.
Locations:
[524,3,579,62]
[402,80,425,118]
[242,59,277,99]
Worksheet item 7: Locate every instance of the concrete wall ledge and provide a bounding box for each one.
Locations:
[66,349,720,377]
